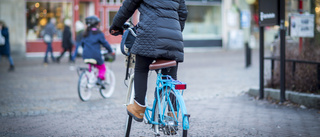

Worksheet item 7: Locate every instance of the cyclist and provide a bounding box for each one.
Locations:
[82,15,114,88]
[110,0,188,122]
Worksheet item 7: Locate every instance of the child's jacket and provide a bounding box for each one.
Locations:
[81,30,113,65]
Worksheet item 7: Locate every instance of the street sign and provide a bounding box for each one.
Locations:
[259,0,279,26]
[259,0,286,102]
[289,14,315,38]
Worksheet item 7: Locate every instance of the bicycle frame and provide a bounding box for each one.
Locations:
[77,64,97,76]
[144,71,189,130]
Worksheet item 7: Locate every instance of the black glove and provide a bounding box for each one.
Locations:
[109,25,123,36]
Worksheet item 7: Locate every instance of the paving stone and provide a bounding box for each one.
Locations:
[0,49,319,136]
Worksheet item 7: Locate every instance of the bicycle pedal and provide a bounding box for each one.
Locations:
[100,85,106,89]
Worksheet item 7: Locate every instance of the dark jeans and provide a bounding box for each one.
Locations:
[58,47,73,61]
[134,55,178,106]
[71,41,81,61]
[0,54,14,66]
[44,42,55,63]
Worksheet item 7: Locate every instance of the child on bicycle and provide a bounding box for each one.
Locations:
[82,15,114,88]
[110,0,188,122]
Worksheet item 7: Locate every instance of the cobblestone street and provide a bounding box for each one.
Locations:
[0,49,319,136]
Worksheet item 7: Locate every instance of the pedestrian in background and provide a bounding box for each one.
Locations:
[71,20,85,63]
[82,15,114,88]
[42,18,57,64]
[0,20,15,72]
[57,19,74,63]
[110,0,188,122]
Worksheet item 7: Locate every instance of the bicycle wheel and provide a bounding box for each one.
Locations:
[125,75,135,137]
[100,69,116,98]
[78,71,92,101]
[154,87,189,137]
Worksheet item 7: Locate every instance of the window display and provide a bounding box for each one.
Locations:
[183,5,222,40]
[26,2,73,41]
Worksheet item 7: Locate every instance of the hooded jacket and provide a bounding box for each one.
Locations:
[112,0,188,62]
[81,28,113,65]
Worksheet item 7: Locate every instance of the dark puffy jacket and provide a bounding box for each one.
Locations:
[112,0,188,62]
[62,26,73,49]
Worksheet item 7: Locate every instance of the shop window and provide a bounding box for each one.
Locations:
[26,2,73,41]
[106,0,123,4]
[183,5,222,40]
[108,11,118,27]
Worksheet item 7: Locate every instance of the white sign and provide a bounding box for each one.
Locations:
[241,10,251,28]
[290,14,315,38]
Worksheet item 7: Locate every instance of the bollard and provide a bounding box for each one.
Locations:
[245,42,251,68]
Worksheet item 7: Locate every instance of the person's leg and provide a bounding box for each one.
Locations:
[162,64,179,113]
[8,55,14,71]
[127,55,154,122]
[68,47,73,62]
[162,63,178,80]
[8,56,14,66]
[57,49,66,63]
[95,64,106,80]
[134,55,154,106]
[48,42,55,62]
[94,64,106,89]
[72,42,80,61]
[88,64,91,72]
[44,43,50,63]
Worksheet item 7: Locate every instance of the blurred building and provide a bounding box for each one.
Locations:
[0,0,319,56]
[24,0,105,57]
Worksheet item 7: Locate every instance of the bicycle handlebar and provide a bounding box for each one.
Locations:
[120,26,136,56]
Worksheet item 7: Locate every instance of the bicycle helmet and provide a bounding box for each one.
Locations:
[85,15,100,27]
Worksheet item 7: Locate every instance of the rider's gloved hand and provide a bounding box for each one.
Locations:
[109,25,123,36]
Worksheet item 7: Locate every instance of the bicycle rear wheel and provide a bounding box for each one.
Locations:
[154,87,189,137]
[125,75,135,137]
[78,71,92,101]
[100,69,116,98]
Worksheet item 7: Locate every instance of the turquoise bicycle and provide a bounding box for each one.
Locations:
[121,23,190,137]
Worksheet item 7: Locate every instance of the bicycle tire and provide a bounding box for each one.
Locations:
[124,75,135,137]
[100,69,116,98]
[78,71,92,101]
[154,87,188,137]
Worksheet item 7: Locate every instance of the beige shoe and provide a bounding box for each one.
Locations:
[127,101,146,122]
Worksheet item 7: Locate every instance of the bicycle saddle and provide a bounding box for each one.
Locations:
[149,60,177,70]
[84,59,97,64]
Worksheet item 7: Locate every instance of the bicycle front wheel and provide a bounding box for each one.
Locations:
[125,75,135,137]
[100,69,116,98]
[154,87,189,137]
[78,71,92,101]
